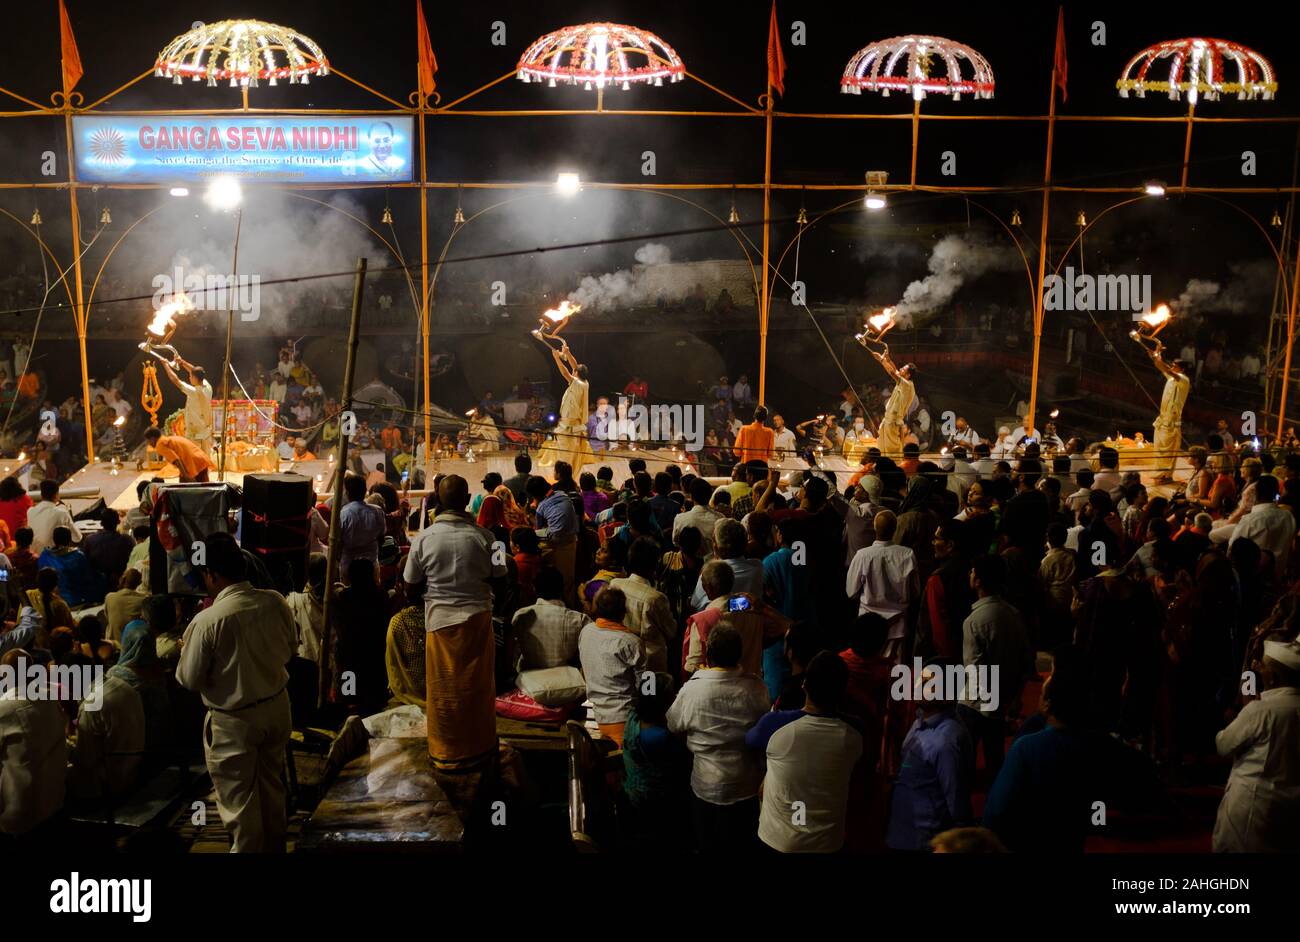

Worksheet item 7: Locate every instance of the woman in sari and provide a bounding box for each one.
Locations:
[494,485,531,531]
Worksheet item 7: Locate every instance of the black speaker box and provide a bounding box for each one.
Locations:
[240,473,314,594]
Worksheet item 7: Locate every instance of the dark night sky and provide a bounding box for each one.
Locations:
[0,2,1295,360]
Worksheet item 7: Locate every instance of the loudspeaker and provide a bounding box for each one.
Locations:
[240,473,314,595]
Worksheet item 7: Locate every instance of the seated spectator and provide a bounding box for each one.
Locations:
[67,670,146,802]
[385,579,427,708]
[609,537,677,673]
[0,648,68,835]
[578,586,645,747]
[8,527,38,591]
[103,569,147,644]
[511,527,542,607]
[511,566,585,670]
[38,527,107,608]
[621,673,692,847]
[82,509,133,589]
[108,620,170,759]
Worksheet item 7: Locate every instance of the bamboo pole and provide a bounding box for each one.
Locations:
[61,90,95,464]
[420,85,432,483]
[1277,228,1300,434]
[318,257,368,708]
[216,207,244,480]
[910,98,921,188]
[1181,98,1196,189]
[1026,58,1061,439]
[759,80,774,406]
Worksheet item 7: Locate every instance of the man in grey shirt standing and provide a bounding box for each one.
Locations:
[404,475,507,770]
[959,554,1034,782]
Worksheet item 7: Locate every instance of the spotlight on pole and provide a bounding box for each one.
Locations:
[169,187,190,197]
[204,175,243,211]
[555,172,581,196]
[1143,180,1167,197]
[864,191,887,211]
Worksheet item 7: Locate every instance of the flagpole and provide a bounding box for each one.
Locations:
[58,1,94,464]
[1027,12,1062,440]
[759,78,773,407]
[417,3,432,483]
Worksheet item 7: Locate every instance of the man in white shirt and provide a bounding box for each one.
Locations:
[176,532,297,852]
[755,651,863,852]
[667,624,770,851]
[27,479,80,554]
[990,426,1016,460]
[950,416,981,449]
[0,648,68,836]
[1230,477,1296,577]
[771,413,797,459]
[164,360,214,454]
[845,509,919,642]
[1212,638,1300,852]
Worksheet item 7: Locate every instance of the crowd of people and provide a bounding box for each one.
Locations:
[4,379,1299,854]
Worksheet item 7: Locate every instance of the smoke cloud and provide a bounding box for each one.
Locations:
[892,232,1022,325]
[1175,259,1275,316]
[567,241,674,309]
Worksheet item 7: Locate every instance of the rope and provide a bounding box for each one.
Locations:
[226,363,330,436]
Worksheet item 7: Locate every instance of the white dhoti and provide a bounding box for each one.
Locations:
[203,690,292,853]
[1152,420,1181,478]
[876,413,907,457]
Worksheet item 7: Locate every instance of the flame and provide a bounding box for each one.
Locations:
[866,307,896,333]
[542,299,580,323]
[147,294,194,337]
[17,451,26,462]
[1049,409,1060,419]
[1141,304,1172,330]
[113,415,126,427]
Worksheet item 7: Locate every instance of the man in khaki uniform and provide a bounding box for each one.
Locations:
[177,532,296,852]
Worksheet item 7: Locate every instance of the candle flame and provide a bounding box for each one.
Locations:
[1049,409,1060,419]
[113,415,126,427]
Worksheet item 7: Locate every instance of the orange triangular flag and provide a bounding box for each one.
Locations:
[417,0,438,97]
[1053,6,1068,103]
[59,0,83,93]
[766,2,786,97]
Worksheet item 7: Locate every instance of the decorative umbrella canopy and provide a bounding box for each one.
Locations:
[155,19,329,88]
[1117,37,1276,103]
[841,35,994,100]
[517,22,685,91]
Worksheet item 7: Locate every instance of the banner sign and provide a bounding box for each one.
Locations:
[72,114,414,183]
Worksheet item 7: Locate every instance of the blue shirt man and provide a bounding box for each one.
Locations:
[338,474,386,570]
[886,704,972,850]
[535,490,578,538]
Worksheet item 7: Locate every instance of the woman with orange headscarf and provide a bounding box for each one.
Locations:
[494,485,531,531]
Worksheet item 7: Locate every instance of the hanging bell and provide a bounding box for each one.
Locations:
[1010,209,1022,227]
[100,207,111,225]
[1272,209,1283,228]
[1075,210,1087,228]
[454,206,466,224]
[30,208,42,226]
[728,206,740,224]
[796,207,808,226]
[381,207,393,225]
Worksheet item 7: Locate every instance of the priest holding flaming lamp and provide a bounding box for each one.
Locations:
[532,300,594,472]
[1130,304,1189,484]
[856,307,916,456]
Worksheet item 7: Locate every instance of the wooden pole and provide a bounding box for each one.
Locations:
[1181,98,1196,190]
[216,207,243,481]
[62,93,94,463]
[419,84,432,482]
[758,80,773,406]
[318,257,368,707]
[1276,229,1300,435]
[1026,66,1060,440]
[910,97,921,188]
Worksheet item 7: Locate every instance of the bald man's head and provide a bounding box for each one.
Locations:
[439,474,470,511]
